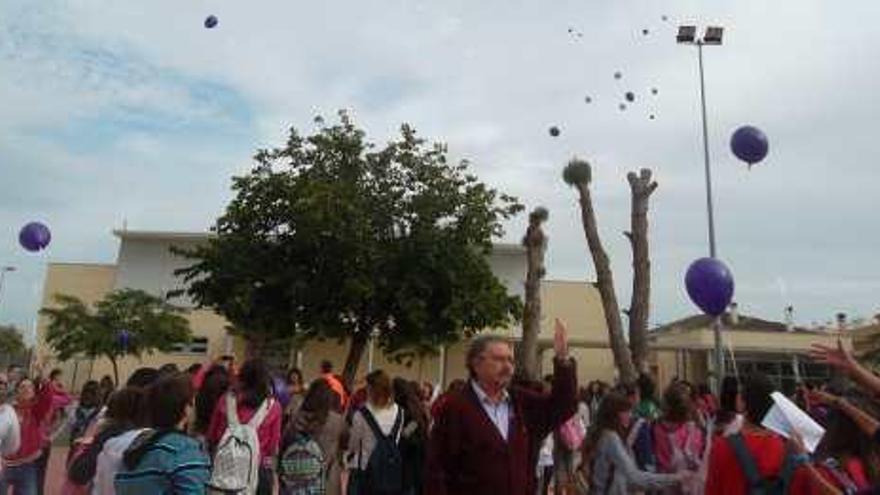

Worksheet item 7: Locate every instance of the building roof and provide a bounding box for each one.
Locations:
[113,230,216,241]
[112,229,526,253]
[651,313,825,335]
[47,262,117,268]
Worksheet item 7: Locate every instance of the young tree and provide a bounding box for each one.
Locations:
[0,325,25,359]
[41,289,193,384]
[519,206,548,380]
[563,157,638,384]
[176,111,523,387]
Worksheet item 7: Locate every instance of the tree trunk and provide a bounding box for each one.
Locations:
[574,183,638,384]
[626,169,658,374]
[109,355,119,386]
[520,208,548,381]
[342,330,370,390]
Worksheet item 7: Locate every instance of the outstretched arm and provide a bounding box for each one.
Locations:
[522,319,578,438]
[809,339,880,397]
[604,432,681,490]
[810,390,879,439]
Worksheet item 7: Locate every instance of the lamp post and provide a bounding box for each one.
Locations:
[0,266,16,320]
[678,25,726,392]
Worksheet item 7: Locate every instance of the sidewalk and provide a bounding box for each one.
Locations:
[46,445,68,494]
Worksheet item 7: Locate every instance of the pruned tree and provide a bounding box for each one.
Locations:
[175,111,524,388]
[625,169,658,373]
[519,206,549,380]
[563,158,637,383]
[41,289,193,385]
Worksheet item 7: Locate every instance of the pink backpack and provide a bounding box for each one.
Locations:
[558,414,586,451]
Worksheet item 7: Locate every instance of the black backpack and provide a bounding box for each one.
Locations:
[727,433,798,495]
[359,407,404,495]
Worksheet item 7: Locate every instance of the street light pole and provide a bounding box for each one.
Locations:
[0,266,16,321]
[697,41,725,394]
[697,42,718,259]
[679,25,725,393]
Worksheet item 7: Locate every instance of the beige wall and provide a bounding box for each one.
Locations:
[36,263,118,366]
[37,261,612,392]
[850,323,880,358]
[651,349,709,390]
[37,262,238,390]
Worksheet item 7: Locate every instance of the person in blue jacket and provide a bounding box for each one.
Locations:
[115,374,210,494]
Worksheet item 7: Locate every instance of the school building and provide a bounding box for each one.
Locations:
[34,229,850,394]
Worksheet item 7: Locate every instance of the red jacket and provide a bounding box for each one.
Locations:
[425,358,577,495]
[5,380,55,466]
[789,458,869,494]
[705,430,788,495]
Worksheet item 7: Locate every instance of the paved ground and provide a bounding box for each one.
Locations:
[46,446,68,494]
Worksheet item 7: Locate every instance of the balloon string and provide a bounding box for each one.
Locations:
[724,331,739,380]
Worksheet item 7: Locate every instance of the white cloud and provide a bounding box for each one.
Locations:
[0,0,878,333]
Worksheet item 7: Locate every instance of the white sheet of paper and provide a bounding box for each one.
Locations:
[761,403,792,438]
[760,391,825,453]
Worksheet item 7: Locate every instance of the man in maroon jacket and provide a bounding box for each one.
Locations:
[426,318,577,495]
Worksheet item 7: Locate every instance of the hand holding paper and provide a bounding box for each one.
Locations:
[761,391,825,453]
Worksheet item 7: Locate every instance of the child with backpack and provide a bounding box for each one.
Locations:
[653,384,706,495]
[207,359,282,495]
[581,392,690,495]
[66,387,147,495]
[69,381,102,448]
[705,373,806,495]
[278,379,347,495]
[114,375,211,494]
[346,370,404,495]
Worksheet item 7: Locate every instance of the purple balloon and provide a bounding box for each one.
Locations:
[730,125,769,165]
[204,15,218,29]
[18,222,51,252]
[272,376,291,408]
[685,257,735,317]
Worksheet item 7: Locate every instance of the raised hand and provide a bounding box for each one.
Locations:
[787,431,808,455]
[554,318,569,360]
[808,339,856,371]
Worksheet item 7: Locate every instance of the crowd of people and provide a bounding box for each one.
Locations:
[0,323,876,494]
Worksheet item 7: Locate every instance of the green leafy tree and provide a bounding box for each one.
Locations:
[41,289,193,384]
[175,111,523,386]
[0,325,25,359]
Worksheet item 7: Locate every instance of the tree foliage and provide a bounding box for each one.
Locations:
[41,289,193,384]
[175,111,524,385]
[0,325,25,359]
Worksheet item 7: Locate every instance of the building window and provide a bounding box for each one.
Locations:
[171,337,209,355]
[729,353,830,395]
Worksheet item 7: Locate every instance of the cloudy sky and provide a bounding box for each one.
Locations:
[2,0,879,342]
